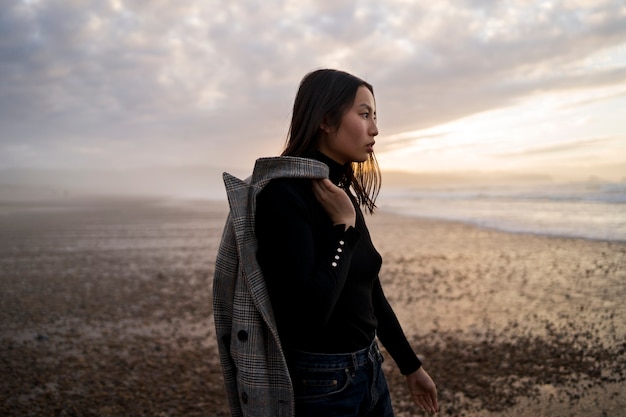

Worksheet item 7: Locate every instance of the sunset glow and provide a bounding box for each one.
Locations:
[1,0,625,188]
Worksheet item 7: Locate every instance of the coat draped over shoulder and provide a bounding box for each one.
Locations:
[213,156,329,417]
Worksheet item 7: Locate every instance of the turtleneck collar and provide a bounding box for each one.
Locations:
[307,150,350,186]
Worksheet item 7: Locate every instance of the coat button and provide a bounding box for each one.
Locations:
[241,391,248,404]
[237,330,248,342]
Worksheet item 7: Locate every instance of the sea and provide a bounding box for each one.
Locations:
[2,179,625,242]
[378,180,626,242]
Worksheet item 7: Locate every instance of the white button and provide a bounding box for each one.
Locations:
[335,255,340,260]
[337,248,343,253]
[331,262,337,267]
[339,240,345,245]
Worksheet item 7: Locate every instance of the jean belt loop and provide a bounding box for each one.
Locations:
[351,351,358,373]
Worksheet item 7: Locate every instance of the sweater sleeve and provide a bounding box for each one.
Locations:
[256,179,361,330]
[373,278,422,375]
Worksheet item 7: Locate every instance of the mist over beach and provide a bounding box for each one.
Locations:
[3,163,625,242]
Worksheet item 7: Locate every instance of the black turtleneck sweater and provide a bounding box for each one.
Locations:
[255,151,421,375]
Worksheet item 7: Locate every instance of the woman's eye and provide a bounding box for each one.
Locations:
[361,113,369,119]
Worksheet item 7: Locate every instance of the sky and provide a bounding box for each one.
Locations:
[1,0,626,183]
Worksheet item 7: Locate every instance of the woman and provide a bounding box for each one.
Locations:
[254,69,439,416]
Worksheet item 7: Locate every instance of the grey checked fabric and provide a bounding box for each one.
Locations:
[213,156,329,417]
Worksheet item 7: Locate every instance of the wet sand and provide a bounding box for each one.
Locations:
[1,197,624,416]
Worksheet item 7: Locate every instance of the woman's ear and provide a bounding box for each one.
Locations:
[320,123,329,133]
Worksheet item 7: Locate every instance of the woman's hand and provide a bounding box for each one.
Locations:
[312,179,356,229]
[406,367,439,414]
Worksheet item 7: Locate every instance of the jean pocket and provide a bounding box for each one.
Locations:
[292,367,353,400]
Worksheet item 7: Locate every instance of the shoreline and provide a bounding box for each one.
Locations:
[2,192,624,244]
[379,206,626,244]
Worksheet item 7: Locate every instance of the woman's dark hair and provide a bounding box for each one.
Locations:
[282,69,381,213]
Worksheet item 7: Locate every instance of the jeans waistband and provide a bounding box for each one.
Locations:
[285,339,382,372]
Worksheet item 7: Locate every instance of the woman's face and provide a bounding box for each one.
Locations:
[318,86,378,165]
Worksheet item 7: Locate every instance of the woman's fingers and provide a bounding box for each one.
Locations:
[406,368,439,414]
[312,179,355,228]
[412,394,436,414]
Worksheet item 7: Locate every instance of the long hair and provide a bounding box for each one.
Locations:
[282,69,381,213]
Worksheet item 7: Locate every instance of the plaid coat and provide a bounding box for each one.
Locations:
[213,156,329,417]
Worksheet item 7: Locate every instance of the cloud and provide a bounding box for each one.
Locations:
[376,132,449,152]
[496,135,623,156]
[373,1,626,130]
[0,0,625,172]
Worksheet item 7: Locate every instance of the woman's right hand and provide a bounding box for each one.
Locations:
[312,179,356,230]
[406,367,439,414]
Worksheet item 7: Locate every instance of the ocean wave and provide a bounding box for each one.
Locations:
[379,182,626,242]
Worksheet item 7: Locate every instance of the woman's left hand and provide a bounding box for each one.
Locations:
[406,367,439,414]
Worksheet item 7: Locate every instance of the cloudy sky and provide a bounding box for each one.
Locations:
[2,0,626,181]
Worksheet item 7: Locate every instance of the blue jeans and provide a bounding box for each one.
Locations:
[286,340,395,417]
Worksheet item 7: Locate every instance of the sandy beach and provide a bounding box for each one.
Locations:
[1,197,624,416]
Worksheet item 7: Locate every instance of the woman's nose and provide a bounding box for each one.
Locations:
[370,122,379,137]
